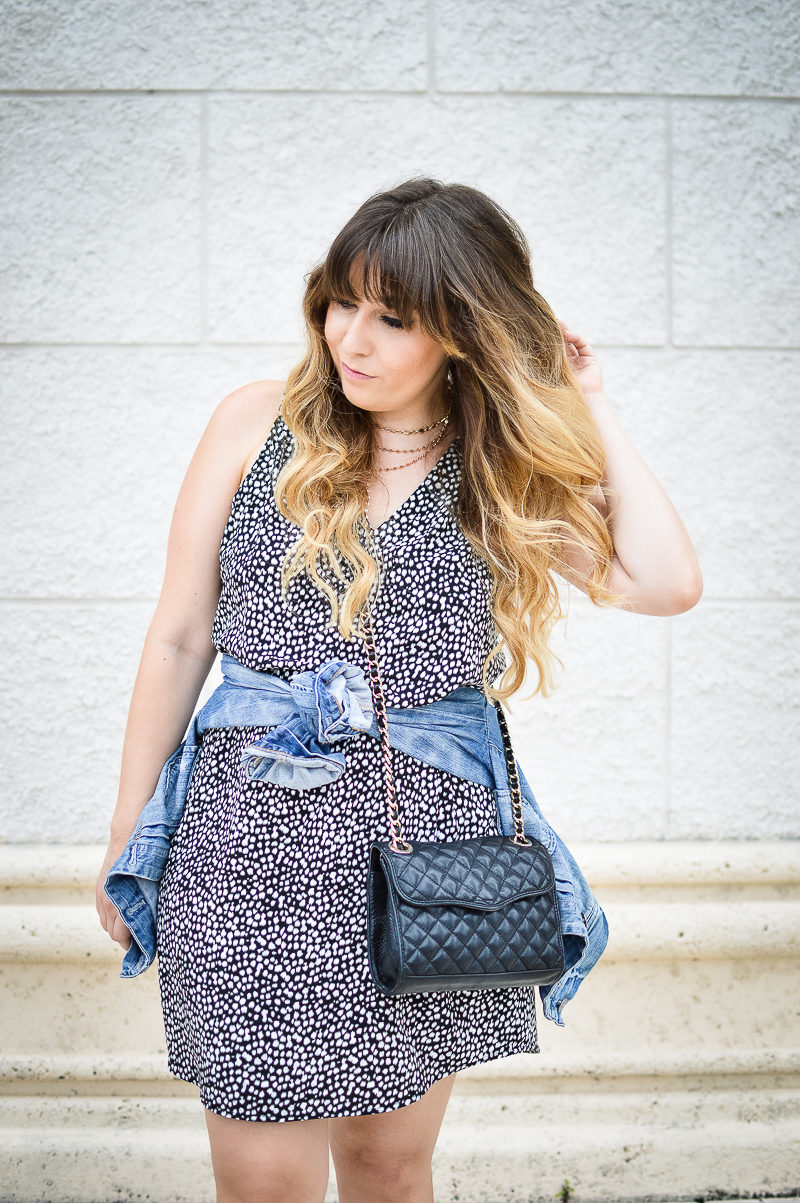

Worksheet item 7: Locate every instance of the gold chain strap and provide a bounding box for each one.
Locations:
[357,515,532,852]
[358,599,413,854]
[493,699,533,846]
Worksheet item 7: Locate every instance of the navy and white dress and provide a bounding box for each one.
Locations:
[155,412,539,1122]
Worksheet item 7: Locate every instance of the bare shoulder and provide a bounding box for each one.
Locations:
[209,379,287,484]
[211,378,285,439]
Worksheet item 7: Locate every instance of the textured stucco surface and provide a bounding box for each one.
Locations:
[0,347,284,599]
[435,0,800,97]
[0,0,427,91]
[207,94,667,344]
[0,0,798,850]
[672,100,800,347]
[0,96,203,343]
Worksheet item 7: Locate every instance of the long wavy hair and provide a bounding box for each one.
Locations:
[276,176,628,701]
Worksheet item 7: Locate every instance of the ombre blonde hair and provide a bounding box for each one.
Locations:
[276,177,628,701]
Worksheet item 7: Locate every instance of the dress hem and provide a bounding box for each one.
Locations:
[167,1039,541,1124]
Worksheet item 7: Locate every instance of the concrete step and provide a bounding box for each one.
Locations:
[1,1091,799,1202]
[1,842,798,1203]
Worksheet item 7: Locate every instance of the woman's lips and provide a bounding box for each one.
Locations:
[342,361,374,381]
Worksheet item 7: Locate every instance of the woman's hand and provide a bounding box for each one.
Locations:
[95,842,133,952]
[558,319,606,401]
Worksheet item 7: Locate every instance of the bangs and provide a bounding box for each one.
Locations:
[322,222,445,333]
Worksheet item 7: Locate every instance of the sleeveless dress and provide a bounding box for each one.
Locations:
[155,413,539,1122]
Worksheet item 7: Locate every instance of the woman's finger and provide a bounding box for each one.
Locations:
[110,914,133,950]
[97,892,133,949]
[558,320,590,348]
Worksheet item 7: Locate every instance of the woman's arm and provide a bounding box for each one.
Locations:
[96,379,285,949]
[554,323,703,617]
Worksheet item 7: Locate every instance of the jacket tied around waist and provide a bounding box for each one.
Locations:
[103,652,609,1026]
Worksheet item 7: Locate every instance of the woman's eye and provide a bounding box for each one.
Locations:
[331,298,404,330]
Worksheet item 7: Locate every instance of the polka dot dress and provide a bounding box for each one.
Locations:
[155,412,539,1122]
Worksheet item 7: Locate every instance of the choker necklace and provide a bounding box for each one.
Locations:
[374,405,451,436]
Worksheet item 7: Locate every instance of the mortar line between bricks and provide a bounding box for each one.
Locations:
[665,97,674,346]
[1,88,799,101]
[0,341,296,351]
[2,342,799,352]
[563,593,800,607]
[199,93,209,345]
[0,597,161,604]
[665,616,673,836]
[426,0,437,94]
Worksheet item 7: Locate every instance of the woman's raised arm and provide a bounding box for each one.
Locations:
[554,322,703,617]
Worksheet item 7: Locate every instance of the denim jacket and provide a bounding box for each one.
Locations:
[104,653,608,1026]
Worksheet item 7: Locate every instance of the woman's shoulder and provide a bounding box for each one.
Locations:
[212,379,287,484]
[216,378,286,435]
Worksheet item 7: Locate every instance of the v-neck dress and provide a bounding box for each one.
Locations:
[155,411,539,1123]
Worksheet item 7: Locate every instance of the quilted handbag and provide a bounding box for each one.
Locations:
[357,522,566,998]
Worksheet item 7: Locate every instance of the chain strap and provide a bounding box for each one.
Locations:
[357,515,532,852]
[493,698,533,846]
[358,599,413,854]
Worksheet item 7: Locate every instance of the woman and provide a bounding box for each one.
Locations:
[96,177,702,1202]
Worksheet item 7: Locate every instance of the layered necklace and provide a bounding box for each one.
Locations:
[372,405,452,471]
[364,383,455,530]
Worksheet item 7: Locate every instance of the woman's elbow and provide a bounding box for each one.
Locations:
[609,556,703,616]
[662,570,704,616]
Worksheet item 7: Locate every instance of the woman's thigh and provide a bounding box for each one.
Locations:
[328,1073,458,1198]
[204,1108,331,1203]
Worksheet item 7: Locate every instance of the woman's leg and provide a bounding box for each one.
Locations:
[204,1108,331,1203]
[328,1072,458,1203]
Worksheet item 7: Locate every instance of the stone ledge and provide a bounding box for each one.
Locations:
[1,842,798,1201]
[2,1048,799,1088]
[1,1092,798,1203]
[2,900,798,962]
[2,841,798,888]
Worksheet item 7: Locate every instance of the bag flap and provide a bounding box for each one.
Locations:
[375,835,555,909]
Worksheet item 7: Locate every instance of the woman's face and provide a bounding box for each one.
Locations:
[323,265,449,421]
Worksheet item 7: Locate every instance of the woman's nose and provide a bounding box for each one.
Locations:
[340,309,372,356]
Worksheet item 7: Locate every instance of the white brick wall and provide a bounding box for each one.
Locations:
[0,0,797,844]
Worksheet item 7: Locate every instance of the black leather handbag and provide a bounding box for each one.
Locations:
[357,553,566,999]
